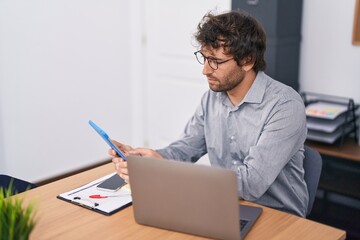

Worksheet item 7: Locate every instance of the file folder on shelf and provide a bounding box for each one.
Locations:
[301,92,359,147]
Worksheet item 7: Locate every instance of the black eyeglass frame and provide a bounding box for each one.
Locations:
[194,50,234,70]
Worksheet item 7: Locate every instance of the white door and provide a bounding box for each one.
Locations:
[144,0,231,157]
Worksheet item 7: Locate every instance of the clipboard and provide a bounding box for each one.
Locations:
[57,173,132,216]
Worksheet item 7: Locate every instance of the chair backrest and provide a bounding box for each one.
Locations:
[303,146,322,216]
[0,175,37,196]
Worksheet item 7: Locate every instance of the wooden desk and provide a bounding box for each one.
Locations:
[306,138,360,163]
[18,163,346,240]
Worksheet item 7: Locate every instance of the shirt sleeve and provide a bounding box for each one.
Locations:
[238,98,307,201]
[156,102,208,162]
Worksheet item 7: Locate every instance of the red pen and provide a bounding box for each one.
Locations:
[89,194,128,199]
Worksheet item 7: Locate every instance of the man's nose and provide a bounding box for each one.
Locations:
[202,60,214,75]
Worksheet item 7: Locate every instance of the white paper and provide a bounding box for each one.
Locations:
[306,102,348,120]
[58,173,132,214]
[306,114,353,133]
[307,124,353,144]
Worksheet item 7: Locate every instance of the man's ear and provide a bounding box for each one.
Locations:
[241,55,255,72]
[242,61,255,72]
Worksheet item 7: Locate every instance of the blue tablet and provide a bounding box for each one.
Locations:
[89,120,127,160]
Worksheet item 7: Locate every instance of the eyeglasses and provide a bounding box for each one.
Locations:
[194,50,234,70]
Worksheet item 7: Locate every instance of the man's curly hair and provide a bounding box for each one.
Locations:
[195,10,266,72]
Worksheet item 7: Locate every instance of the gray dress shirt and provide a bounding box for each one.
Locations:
[157,71,309,217]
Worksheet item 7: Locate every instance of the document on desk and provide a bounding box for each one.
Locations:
[57,173,132,215]
[305,102,348,120]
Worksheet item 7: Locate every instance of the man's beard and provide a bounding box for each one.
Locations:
[207,68,245,92]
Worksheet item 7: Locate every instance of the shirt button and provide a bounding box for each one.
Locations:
[230,136,235,140]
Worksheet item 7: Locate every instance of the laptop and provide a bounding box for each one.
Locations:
[127,155,262,240]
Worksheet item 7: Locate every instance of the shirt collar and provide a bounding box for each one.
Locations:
[242,71,267,104]
[219,71,267,108]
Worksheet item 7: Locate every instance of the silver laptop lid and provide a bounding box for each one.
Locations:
[128,155,240,240]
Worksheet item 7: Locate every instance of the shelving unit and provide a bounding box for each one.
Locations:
[302,92,360,238]
[301,92,358,147]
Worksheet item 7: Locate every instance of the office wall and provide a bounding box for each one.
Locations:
[1,0,359,183]
[299,0,360,103]
[0,0,140,182]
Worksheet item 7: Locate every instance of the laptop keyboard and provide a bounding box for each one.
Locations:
[240,219,249,231]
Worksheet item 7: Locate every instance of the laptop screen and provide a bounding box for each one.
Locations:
[128,155,261,239]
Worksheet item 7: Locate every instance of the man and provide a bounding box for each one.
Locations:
[110,10,308,217]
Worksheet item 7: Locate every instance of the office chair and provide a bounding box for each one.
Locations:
[303,145,322,217]
[0,174,37,196]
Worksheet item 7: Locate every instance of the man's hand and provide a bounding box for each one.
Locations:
[109,140,163,184]
[109,140,133,183]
